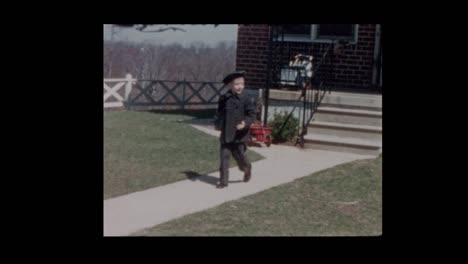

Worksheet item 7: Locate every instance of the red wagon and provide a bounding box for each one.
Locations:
[248,124,272,147]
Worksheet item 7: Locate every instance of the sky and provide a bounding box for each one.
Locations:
[103,24,238,47]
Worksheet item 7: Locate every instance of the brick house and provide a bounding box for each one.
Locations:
[235,24,382,92]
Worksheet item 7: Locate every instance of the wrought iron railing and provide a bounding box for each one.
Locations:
[296,42,334,147]
[275,41,336,147]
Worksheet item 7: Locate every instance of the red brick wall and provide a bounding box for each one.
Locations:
[235,24,270,89]
[333,24,376,89]
[236,24,378,90]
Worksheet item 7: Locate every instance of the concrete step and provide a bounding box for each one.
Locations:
[320,102,381,111]
[303,133,382,155]
[308,121,382,141]
[325,91,382,98]
[319,91,382,111]
[313,107,382,126]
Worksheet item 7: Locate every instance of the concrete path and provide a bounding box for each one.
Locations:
[104,119,376,236]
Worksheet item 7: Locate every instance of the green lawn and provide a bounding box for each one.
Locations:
[133,154,382,236]
[104,109,264,200]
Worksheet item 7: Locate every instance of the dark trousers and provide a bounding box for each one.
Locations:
[219,142,251,185]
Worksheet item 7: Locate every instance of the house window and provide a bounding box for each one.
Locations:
[281,24,358,44]
[316,24,355,40]
[281,25,312,39]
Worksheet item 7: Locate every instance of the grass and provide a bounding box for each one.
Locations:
[133,154,382,236]
[104,109,264,200]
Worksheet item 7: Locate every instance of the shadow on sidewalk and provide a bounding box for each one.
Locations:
[182,171,243,186]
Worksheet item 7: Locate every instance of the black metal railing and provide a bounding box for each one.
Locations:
[275,41,336,147]
[296,42,334,147]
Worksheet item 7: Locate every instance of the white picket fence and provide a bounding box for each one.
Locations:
[103,74,136,108]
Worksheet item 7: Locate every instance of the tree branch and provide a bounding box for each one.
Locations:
[114,24,218,33]
[136,26,187,33]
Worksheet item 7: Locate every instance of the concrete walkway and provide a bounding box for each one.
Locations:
[104,119,376,236]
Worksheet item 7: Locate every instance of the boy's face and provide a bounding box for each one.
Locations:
[229,77,245,95]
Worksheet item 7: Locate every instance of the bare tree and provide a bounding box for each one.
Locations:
[103,40,237,82]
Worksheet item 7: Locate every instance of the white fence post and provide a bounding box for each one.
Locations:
[104,75,133,109]
[125,73,133,101]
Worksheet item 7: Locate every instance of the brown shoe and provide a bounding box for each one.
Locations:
[243,164,252,182]
[216,183,228,189]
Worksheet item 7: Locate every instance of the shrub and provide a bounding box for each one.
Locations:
[268,110,299,143]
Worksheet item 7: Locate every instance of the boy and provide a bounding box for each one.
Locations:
[214,71,255,189]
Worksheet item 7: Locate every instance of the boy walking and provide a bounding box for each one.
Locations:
[214,71,255,189]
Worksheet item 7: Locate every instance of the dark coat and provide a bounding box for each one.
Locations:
[214,90,256,144]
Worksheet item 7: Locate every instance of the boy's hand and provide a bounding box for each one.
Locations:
[236,120,246,130]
